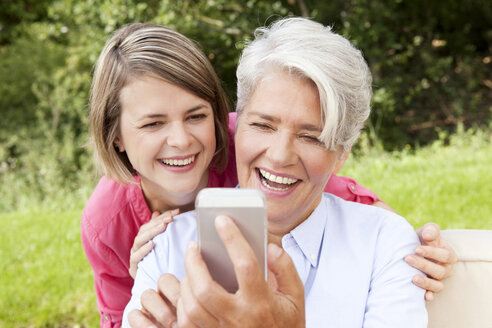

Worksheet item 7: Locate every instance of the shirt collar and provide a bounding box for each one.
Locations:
[287,198,328,267]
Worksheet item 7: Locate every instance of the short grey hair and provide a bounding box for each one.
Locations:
[236,17,372,152]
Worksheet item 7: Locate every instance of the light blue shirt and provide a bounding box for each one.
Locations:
[123,193,427,327]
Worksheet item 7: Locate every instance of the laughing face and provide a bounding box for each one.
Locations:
[116,75,216,211]
[235,70,343,235]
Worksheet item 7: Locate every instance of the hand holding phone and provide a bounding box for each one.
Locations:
[195,188,267,293]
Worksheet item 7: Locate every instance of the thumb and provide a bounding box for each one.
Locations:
[417,222,441,247]
[267,243,304,299]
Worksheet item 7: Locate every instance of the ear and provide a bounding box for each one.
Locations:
[114,137,125,152]
[333,147,351,174]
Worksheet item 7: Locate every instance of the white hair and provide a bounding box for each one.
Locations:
[236,17,372,152]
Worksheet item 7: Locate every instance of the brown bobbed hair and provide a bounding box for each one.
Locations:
[89,23,231,184]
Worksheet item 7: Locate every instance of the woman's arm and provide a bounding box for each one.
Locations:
[81,217,134,327]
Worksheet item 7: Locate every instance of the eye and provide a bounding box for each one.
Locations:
[299,134,323,145]
[187,113,207,122]
[140,121,163,129]
[250,122,274,131]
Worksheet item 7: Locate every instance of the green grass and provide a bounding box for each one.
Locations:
[0,209,98,327]
[341,136,492,230]
[0,132,490,327]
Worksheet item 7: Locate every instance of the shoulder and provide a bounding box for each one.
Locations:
[208,112,238,188]
[322,193,418,246]
[81,176,147,236]
[325,174,380,204]
[138,211,197,282]
[152,210,197,255]
[228,111,237,130]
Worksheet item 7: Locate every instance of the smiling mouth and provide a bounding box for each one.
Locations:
[258,168,299,191]
[160,155,196,167]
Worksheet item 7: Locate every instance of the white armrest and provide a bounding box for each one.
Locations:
[426,229,492,328]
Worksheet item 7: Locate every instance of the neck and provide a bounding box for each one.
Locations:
[266,194,323,247]
[267,233,284,247]
[139,172,209,214]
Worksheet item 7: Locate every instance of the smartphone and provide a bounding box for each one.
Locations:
[195,188,267,293]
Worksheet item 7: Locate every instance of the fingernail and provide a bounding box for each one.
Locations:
[215,215,230,227]
[405,255,417,266]
[172,322,178,328]
[268,243,283,261]
[423,228,436,240]
[426,292,434,301]
[413,275,424,284]
[415,246,424,256]
[171,209,179,215]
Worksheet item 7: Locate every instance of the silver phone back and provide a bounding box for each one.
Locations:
[196,188,267,293]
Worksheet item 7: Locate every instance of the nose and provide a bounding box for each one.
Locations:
[166,122,193,149]
[265,131,297,167]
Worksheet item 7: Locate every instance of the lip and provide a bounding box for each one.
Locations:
[255,167,300,198]
[158,153,199,173]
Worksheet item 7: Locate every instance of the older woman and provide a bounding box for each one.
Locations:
[123,17,428,327]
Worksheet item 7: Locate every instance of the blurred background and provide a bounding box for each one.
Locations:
[0,0,491,326]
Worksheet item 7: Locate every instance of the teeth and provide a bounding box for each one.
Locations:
[261,178,290,191]
[259,169,298,185]
[162,155,195,166]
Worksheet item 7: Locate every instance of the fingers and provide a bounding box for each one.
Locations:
[129,240,154,278]
[139,289,177,328]
[176,297,200,328]
[130,209,179,276]
[412,273,444,295]
[157,274,181,308]
[416,222,441,246]
[128,308,162,328]
[133,215,174,251]
[425,291,435,302]
[183,242,232,312]
[415,245,458,265]
[214,215,265,293]
[179,276,219,327]
[405,254,453,280]
[267,243,304,300]
[160,208,180,220]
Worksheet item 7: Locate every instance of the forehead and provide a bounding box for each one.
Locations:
[243,71,322,127]
[119,75,211,115]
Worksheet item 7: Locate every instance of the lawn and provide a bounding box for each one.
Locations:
[0,136,490,327]
[340,136,492,230]
[0,209,99,327]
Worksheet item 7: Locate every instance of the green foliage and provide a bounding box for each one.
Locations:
[0,0,490,213]
[331,0,492,148]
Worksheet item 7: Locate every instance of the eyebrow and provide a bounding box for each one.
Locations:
[138,104,209,120]
[247,110,322,132]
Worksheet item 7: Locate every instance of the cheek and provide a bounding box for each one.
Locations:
[202,121,217,153]
[235,131,260,183]
[304,151,338,183]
